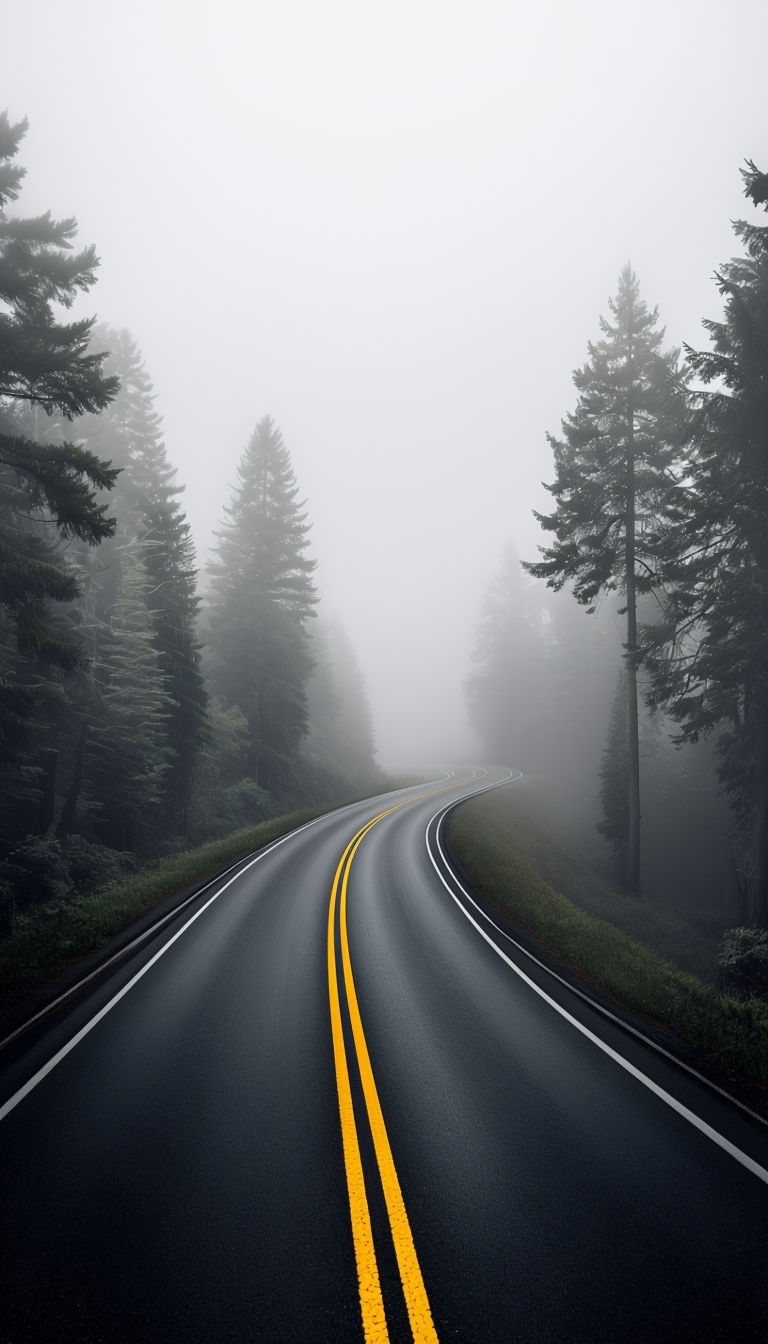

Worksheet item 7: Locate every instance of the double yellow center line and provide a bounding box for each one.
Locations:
[327,801,440,1343]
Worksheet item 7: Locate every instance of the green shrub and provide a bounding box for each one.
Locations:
[718,927,768,1000]
[0,835,71,914]
[448,791,768,1088]
[62,836,135,893]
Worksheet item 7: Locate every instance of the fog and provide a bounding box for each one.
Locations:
[5,0,767,764]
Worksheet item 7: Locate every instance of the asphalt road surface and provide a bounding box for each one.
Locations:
[2,766,768,1342]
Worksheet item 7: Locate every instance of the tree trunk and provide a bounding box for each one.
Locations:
[748,686,768,926]
[56,721,86,838]
[624,637,641,892]
[624,383,641,893]
[39,748,58,834]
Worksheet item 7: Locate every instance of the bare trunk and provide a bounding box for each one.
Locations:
[624,369,641,893]
[56,721,86,839]
[39,748,58,834]
[625,561,641,892]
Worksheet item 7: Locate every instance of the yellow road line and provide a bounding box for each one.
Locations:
[328,799,441,1343]
[328,842,388,1341]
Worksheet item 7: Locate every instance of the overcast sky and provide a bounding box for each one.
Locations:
[4,0,768,763]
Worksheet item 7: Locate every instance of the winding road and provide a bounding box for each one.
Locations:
[2,766,768,1341]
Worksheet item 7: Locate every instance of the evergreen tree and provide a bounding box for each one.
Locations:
[185,698,267,843]
[3,326,206,856]
[205,417,317,791]
[85,544,172,855]
[75,328,208,837]
[465,542,545,766]
[646,162,768,924]
[303,612,379,793]
[598,669,630,879]
[0,112,118,760]
[524,266,688,890]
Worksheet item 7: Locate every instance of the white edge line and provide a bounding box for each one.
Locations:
[435,791,768,1128]
[0,787,434,1056]
[0,817,327,1124]
[0,781,445,1119]
[425,780,768,1188]
[0,774,478,1122]
[0,804,378,1053]
[0,854,261,1051]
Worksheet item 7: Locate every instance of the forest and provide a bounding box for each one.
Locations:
[3,105,768,1002]
[466,160,768,993]
[0,112,382,937]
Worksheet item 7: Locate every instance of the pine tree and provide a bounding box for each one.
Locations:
[185,697,265,843]
[0,112,118,760]
[85,544,172,855]
[598,669,630,878]
[5,326,207,855]
[206,417,317,791]
[75,328,208,837]
[465,543,546,766]
[524,267,688,890]
[303,612,379,793]
[646,163,768,924]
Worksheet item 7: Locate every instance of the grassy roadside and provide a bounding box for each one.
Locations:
[0,773,431,1029]
[446,786,768,1096]
[0,806,335,1021]
[0,768,433,1026]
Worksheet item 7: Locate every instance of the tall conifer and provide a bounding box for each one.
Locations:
[86,545,171,854]
[646,163,768,923]
[75,328,208,836]
[465,543,544,766]
[304,613,379,792]
[0,111,118,767]
[206,417,316,791]
[525,267,687,890]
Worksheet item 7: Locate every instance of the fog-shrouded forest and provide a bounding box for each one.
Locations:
[0,123,384,924]
[3,2,768,1002]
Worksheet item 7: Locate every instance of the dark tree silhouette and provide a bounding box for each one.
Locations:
[646,162,768,924]
[525,266,687,891]
[0,111,118,764]
[206,417,317,792]
[73,328,208,838]
[465,542,544,767]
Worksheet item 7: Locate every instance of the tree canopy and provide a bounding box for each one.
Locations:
[71,327,208,839]
[465,543,546,767]
[645,161,768,923]
[206,416,317,791]
[525,266,688,889]
[0,111,118,760]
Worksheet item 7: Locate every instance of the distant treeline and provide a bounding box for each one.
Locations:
[0,113,381,931]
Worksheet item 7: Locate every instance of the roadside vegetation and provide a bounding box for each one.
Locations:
[0,805,334,1022]
[0,116,384,948]
[447,784,768,1096]
[0,772,427,1028]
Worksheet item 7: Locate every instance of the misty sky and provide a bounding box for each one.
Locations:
[4,0,768,763]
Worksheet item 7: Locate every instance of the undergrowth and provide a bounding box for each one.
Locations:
[0,774,430,1024]
[0,807,329,1015]
[447,787,768,1090]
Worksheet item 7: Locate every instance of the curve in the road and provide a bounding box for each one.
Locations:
[3,766,768,1343]
[427,785,768,1187]
[329,799,439,1342]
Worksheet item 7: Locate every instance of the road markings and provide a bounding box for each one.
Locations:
[0,815,333,1122]
[427,791,768,1188]
[328,806,439,1344]
[0,769,488,1332]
